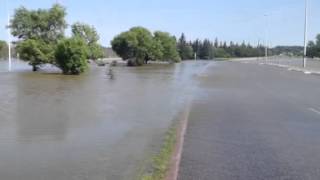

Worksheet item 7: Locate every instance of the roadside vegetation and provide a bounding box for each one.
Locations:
[140,124,177,180]
[307,34,320,58]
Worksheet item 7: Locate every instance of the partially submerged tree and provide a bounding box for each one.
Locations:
[111,27,180,66]
[10,4,67,71]
[16,39,55,71]
[111,27,154,66]
[55,37,88,75]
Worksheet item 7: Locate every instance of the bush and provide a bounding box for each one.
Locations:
[55,37,88,75]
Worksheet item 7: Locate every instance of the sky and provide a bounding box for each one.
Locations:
[0,0,320,47]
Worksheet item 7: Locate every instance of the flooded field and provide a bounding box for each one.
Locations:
[0,60,211,180]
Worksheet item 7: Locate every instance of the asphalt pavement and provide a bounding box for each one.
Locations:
[178,61,320,180]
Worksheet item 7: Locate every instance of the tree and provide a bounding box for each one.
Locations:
[307,34,320,58]
[71,22,104,60]
[177,33,194,60]
[55,37,88,75]
[307,41,317,58]
[112,27,154,66]
[148,38,164,61]
[214,38,219,48]
[10,4,67,42]
[154,31,180,62]
[199,39,214,59]
[0,40,8,59]
[16,39,55,71]
[10,4,67,70]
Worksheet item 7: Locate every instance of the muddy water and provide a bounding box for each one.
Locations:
[0,61,211,180]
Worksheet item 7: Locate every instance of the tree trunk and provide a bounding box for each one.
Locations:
[32,66,38,72]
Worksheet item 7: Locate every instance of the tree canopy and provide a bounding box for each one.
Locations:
[10,4,67,42]
[154,31,180,62]
[71,22,104,60]
[111,27,180,66]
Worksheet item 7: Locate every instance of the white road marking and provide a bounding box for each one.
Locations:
[309,108,320,115]
[304,71,312,75]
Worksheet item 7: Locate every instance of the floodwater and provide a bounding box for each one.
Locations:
[0,60,211,180]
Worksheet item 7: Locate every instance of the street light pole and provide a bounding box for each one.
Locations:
[5,0,11,72]
[264,14,268,64]
[303,0,308,68]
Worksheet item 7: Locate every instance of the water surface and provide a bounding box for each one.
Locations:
[0,61,211,180]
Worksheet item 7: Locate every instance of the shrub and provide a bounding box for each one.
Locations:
[55,37,88,75]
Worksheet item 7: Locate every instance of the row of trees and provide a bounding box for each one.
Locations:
[111,30,271,66]
[176,33,308,60]
[307,34,320,58]
[10,4,104,74]
[111,27,180,66]
[177,33,268,60]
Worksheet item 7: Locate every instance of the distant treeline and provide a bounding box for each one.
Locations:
[177,33,304,60]
[102,47,118,58]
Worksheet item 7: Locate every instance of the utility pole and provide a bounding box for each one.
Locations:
[264,14,269,64]
[257,39,260,62]
[6,0,11,72]
[303,0,308,68]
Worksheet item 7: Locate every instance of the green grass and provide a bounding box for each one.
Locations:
[140,125,177,180]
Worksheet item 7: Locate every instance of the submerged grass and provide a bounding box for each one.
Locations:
[140,124,178,180]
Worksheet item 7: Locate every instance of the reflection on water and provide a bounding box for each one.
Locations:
[0,61,211,180]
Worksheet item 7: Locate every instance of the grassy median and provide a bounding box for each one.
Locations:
[140,124,177,180]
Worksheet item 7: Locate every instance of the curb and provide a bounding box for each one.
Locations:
[261,63,320,76]
[165,102,192,180]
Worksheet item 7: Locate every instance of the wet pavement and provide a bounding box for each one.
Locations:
[240,56,320,72]
[178,61,320,180]
[0,60,210,180]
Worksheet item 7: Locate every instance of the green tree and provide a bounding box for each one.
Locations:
[16,39,55,71]
[214,38,219,48]
[0,40,8,59]
[10,4,67,42]
[55,37,88,75]
[111,27,154,66]
[154,31,180,62]
[148,38,164,61]
[192,39,202,59]
[177,33,194,60]
[71,22,104,60]
[10,4,67,70]
[199,39,214,59]
[307,41,317,57]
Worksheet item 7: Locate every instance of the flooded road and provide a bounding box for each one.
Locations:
[0,60,211,180]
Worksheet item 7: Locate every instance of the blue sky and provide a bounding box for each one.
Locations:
[1,0,320,47]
